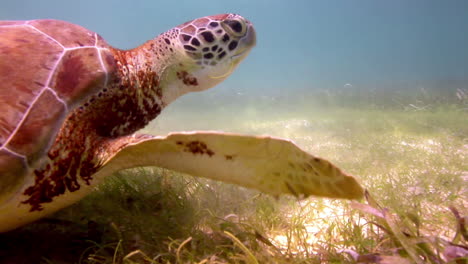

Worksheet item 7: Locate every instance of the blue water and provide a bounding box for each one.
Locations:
[2,0,467,98]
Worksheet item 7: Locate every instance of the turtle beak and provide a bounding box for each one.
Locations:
[242,22,256,48]
[232,22,256,61]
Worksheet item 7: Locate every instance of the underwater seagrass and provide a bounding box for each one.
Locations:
[0,14,363,232]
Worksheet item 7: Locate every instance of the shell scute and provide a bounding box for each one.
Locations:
[0,19,114,174]
[6,89,67,158]
[0,24,63,145]
[50,48,107,101]
[27,19,96,48]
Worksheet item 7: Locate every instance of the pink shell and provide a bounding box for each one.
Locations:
[0,19,116,186]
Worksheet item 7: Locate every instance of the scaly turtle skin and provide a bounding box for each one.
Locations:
[0,14,363,232]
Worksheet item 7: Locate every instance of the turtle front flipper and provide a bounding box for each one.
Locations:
[98,131,364,200]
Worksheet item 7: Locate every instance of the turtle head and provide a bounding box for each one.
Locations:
[159,14,256,102]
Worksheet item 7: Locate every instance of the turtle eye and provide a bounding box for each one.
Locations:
[221,18,246,37]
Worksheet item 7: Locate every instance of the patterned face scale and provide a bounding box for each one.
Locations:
[176,14,255,67]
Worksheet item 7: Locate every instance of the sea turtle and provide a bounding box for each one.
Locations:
[0,14,363,232]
